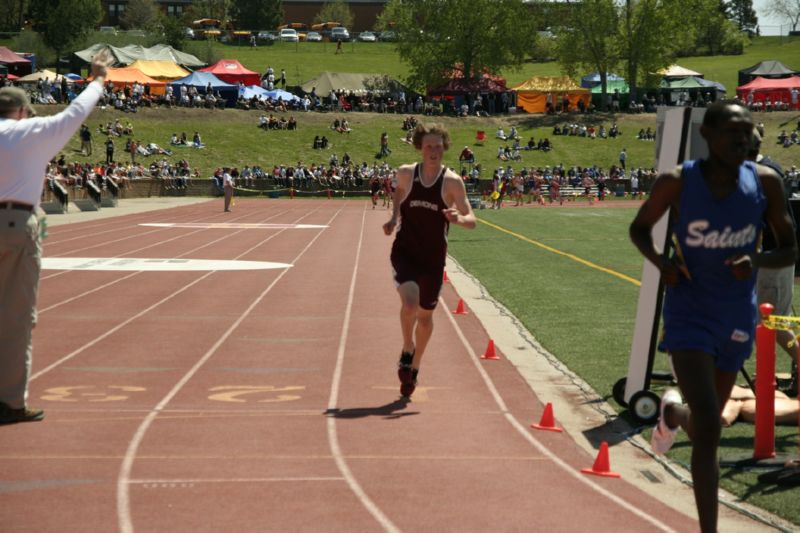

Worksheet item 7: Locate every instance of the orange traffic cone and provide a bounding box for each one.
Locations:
[530,402,563,432]
[443,270,450,283]
[481,340,500,360]
[453,298,468,315]
[581,441,620,478]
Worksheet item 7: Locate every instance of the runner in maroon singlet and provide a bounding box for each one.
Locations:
[383,123,476,398]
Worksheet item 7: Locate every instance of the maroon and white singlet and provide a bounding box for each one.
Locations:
[390,163,449,309]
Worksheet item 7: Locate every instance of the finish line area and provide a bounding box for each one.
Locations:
[1,198,772,532]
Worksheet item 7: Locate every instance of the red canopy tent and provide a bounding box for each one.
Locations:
[0,46,32,76]
[199,59,260,86]
[737,76,800,109]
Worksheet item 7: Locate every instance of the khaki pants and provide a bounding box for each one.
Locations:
[0,209,41,409]
[224,185,233,211]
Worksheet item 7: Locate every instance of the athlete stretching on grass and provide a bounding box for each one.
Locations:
[383,123,476,398]
[629,101,797,533]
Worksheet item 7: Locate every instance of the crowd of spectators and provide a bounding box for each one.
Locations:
[210,157,397,191]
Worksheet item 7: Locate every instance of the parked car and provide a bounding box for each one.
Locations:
[279,28,299,42]
[330,27,350,42]
[184,27,195,39]
[379,30,397,42]
[98,26,117,35]
[257,30,278,43]
[357,31,377,42]
[305,31,323,42]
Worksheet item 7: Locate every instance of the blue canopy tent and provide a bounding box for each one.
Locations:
[266,88,299,102]
[239,85,300,104]
[169,71,238,106]
[580,72,625,89]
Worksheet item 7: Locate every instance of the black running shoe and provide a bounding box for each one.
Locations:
[398,350,416,397]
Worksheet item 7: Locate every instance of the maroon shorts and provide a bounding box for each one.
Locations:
[390,251,444,310]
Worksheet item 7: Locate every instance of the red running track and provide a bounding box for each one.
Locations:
[1,199,703,532]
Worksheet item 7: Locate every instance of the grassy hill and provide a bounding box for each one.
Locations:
[201,36,799,96]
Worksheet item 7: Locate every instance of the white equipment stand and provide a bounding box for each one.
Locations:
[613,107,709,424]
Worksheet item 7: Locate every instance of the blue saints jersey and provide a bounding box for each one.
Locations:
[663,159,766,330]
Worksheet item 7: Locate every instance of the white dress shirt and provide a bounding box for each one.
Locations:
[0,81,103,207]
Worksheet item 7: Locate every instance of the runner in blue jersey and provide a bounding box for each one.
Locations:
[630,101,797,533]
[383,123,476,398]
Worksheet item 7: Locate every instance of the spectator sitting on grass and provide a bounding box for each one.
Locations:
[496,127,507,140]
[192,132,204,149]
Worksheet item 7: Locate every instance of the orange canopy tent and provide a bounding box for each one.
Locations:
[89,66,166,95]
[512,76,590,113]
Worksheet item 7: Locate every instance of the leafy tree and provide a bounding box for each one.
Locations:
[555,0,620,111]
[0,0,28,32]
[183,0,234,25]
[378,0,537,92]
[619,0,683,105]
[764,0,800,31]
[724,0,758,33]
[160,14,188,49]
[314,0,354,29]
[231,0,283,31]
[120,0,159,30]
[29,0,102,72]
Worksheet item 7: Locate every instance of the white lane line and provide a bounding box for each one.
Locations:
[140,223,328,229]
[31,208,310,380]
[116,208,342,533]
[41,208,259,280]
[42,257,293,271]
[441,299,677,533]
[38,210,290,311]
[326,204,400,533]
[130,477,344,484]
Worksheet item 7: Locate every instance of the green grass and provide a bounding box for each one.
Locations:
[40,106,800,178]
[448,207,799,526]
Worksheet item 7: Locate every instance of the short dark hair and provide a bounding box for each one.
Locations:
[412,123,451,150]
[702,100,750,129]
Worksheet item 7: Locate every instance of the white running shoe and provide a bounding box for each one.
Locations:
[651,388,682,455]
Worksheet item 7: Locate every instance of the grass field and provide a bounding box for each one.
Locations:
[447,206,800,526]
[202,36,800,99]
[42,106,800,178]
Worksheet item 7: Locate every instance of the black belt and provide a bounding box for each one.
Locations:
[1,201,34,212]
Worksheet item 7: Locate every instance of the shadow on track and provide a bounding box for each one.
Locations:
[325,398,418,420]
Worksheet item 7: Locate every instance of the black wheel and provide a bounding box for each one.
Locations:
[612,377,628,407]
[629,390,660,425]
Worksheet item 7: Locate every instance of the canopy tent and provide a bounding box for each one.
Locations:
[199,59,260,86]
[738,60,798,86]
[74,43,205,68]
[127,59,190,81]
[17,69,65,84]
[512,76,590,113]
[300,71,407,96]
[266,88,299,101]
[590,79,629,93]
[580,72,625,89]
[660,76,725,104]
[0,46,29,65]
[737,76,800,109]
[657,64,703,79]
[169,71,238,105]
[93,67,166,95]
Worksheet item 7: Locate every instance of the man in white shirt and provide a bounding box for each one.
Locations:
[0,50,111,425]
